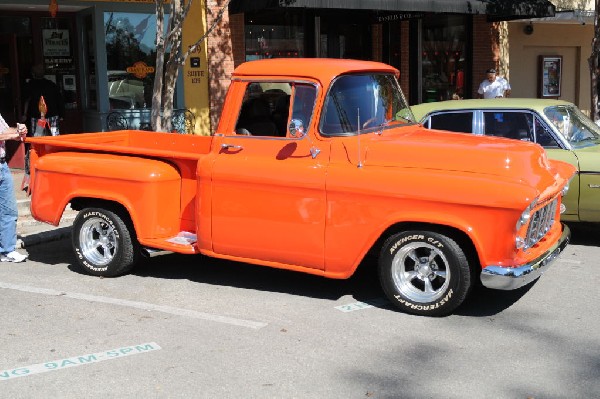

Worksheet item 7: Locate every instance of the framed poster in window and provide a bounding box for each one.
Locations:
[538,55,562,98]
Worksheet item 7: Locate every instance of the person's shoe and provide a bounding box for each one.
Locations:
[1,251,28,263]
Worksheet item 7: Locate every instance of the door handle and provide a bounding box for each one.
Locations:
[221,143,243,150]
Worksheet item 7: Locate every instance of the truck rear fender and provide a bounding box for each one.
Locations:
[30,152,183,241]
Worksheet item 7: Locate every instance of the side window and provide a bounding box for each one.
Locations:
[235,82,316,138]
[429,112,473,133]
[235,82,290,137]
[483,111,532,141]
[534,116,561,148]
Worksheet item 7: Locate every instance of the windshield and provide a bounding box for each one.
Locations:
[544,105,600,147]
[320,73,414,136]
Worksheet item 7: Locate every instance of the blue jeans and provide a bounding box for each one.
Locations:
[0,163,18,254]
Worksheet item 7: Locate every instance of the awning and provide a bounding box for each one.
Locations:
[230,0,556,21]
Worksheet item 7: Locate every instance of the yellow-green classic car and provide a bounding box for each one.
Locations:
[411,98,600,222]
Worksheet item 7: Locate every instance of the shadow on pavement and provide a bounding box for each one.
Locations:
[454,281,536,317]
[130,252,386,305]
[27,235,539,318]
[25,232,75,266]
[565,222,600,246]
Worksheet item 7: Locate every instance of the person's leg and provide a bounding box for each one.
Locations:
[0,163,18,254]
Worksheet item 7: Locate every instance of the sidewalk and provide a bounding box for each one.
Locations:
[11,168,77,249]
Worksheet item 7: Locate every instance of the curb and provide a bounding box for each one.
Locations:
[17,226,72,249]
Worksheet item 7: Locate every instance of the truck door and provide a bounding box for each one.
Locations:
[210,81,327,270]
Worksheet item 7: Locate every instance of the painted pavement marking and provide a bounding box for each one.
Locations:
[1,342,161,381]
[0,281,267,330]
[335,298,389,312]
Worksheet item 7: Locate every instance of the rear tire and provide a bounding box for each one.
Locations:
[72,207,138,277]
[379,231,472,316]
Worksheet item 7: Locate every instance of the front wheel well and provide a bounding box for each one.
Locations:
[367,222,481,276]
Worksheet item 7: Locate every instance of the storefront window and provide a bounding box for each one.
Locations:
[245,12,304,61]
[41,17,78,110]
[421,15,467,102]
[104,12,165,109]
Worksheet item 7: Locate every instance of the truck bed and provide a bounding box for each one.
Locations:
[27,130,214,160]
[28,130,215,254]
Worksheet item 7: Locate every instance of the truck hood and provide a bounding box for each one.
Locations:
[356,127,553,186]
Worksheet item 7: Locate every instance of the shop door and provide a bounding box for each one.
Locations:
[317,14,371,60]
[0,34,25,168]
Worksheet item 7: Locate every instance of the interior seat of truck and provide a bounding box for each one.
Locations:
[236,97,278,136]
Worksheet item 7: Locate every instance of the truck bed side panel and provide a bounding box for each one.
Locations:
[31,152,183,241]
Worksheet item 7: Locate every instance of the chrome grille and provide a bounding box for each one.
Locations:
[525,198,558,249]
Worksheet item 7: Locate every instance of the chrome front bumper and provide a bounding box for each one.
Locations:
[480,224,570,290]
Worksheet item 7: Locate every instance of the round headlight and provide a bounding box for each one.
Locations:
[516,198,538,231]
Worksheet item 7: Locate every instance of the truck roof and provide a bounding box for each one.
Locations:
[232,58,399,84]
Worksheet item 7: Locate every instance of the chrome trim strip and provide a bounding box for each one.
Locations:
[480,224,570,290]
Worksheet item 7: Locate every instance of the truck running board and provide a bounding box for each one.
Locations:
[140,232,199,255]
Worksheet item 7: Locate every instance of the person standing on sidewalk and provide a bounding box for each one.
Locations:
[0,112,28,262]
[477,68,511,99]
[22,64,64,135]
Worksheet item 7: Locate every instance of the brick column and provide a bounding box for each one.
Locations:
[206,0,235,133]
[372,24,382,62]
[230,12,245,68]
[400,21,410,99]
[471,16,500,97]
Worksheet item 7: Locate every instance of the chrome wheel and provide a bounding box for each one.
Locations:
[391,242,450,303]
[79,216,119,266]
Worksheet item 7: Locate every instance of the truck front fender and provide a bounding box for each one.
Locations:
[31,152,182,240]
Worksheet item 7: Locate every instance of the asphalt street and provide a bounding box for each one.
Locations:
[0,222,599,398]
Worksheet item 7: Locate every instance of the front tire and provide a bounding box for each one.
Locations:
[379,231,472,316]
[72,207,138,277]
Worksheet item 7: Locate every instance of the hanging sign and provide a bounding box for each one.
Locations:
[42,29,70,57]
[126,61,155,79]
[49,0,58,18]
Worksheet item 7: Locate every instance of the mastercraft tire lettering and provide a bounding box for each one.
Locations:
[378,231,473,316]
[72,207,138,277]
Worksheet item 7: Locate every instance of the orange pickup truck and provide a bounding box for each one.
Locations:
[28,59,575,316]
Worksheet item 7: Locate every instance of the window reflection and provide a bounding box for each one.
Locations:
[422,15,467,102]
[104,12,166,109]
[245,13,303,61]
[544,105,600,147]
[321,74,412,136]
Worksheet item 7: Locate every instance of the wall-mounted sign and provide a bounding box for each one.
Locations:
[42,29,70,57]
[126,61,155,79]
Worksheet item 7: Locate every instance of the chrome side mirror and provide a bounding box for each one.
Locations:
[289,119,306,138]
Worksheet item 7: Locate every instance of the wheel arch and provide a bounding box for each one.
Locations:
[363,221,481,280]
[71,197,136,236]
